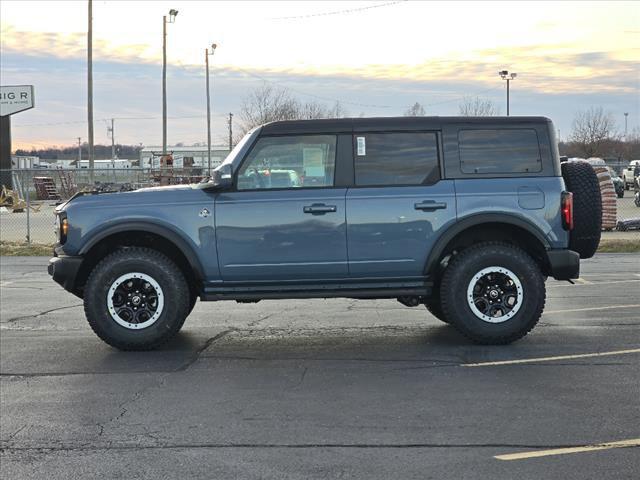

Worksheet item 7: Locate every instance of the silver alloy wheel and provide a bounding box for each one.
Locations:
[107,272,164,330]
[466,266,523,323]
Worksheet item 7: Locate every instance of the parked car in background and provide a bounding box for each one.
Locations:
[622,160,640,189]
[607,167,624,198]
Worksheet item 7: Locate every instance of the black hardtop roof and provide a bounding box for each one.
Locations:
[260,116,552,135]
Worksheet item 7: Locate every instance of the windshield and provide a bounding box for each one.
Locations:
[215,127,257,171]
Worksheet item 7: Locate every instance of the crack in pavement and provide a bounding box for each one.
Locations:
[3,442,639,453]
[175,328,238,372]
[2,304,83,324]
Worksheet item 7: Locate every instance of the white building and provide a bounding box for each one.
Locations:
[140,145,230,169]
[11,155,42,168]
[77,159,133,169]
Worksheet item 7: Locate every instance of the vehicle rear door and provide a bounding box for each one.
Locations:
[346,131,456,277]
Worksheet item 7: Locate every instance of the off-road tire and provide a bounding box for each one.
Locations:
[424,290,449,324]
[561,161,602,259]
[84,247,189,350]
[441,242,545,345]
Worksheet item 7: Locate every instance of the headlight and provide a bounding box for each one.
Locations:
[55,214,68,244]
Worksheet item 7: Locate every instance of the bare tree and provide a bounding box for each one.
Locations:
[327,101,349,119]
[237,84,349,139]
[404,102,426,116]
[458,96,500,116]
[569,107,616,157]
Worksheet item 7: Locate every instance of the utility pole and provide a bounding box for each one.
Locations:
[228,112,233,151]
[87,0,94,179]
[162,9,178,156]
[108,118,115,158]
[77,137,82,163]
[499,70,517,116]
[205,43,216,174]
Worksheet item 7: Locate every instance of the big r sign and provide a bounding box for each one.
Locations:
[0,85,35,116]
[1,85,35,189]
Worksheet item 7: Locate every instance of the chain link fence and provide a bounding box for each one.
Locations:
[0,167,206,244]
[1,167,639,246]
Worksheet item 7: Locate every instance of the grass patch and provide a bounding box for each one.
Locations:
[0,241,54,256]
[597,239,640,253]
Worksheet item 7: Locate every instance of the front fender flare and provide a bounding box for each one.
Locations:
[78,221,205,280]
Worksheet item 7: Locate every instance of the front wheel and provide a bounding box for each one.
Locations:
[84,248,190,350]
[440,242,545,345]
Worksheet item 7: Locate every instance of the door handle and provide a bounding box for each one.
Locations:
[414,200,447,211]
[303,203,337,215]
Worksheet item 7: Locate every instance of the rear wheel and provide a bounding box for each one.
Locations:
[84,248,189,350]
[441,242,545,345]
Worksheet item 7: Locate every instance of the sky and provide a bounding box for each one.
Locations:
[1,0,639,151]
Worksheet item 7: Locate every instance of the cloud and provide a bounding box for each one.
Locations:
[3,24,638,97]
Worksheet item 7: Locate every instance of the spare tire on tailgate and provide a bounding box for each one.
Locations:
[561,160,602,259]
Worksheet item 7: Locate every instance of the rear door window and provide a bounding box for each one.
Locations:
[354,132,439,186]
[458,129,542,174]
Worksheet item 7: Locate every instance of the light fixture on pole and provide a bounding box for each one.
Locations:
[205,43,217,175]
[499,70,517,116]
[162,8,178,156]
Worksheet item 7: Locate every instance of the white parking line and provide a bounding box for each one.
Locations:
[462,349,640,367]
[495,438,640,461]
[545,304,640,314]
[550,279,640,287]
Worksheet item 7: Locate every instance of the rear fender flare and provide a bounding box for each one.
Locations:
[424,213,551,275]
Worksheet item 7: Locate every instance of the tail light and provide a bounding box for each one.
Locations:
[561,191,573,231]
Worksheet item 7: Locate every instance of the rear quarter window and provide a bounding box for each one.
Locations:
[459,129,542,174]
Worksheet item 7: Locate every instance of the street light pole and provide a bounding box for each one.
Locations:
[162,9,178,156]
[624,112,629,140]
[499,70,517,116]
[205,43,217,175]
[87,0,94,179]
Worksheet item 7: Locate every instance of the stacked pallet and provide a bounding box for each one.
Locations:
[592,166,617,230]
[33,177,61,200]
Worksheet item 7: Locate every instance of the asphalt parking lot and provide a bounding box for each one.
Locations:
[1,254,639,479]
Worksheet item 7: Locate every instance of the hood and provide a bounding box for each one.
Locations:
[135,184,196,193]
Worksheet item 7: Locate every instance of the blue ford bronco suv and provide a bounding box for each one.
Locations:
[49,117,602,350]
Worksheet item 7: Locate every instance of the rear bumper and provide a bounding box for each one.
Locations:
[547,249,580,280]
[48,255,83,296]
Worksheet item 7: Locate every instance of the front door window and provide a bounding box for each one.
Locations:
[236,135,337,190]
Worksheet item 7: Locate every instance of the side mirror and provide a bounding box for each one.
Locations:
[210,164,233,189]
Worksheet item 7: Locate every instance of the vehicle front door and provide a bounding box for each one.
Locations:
[215,134,348,282]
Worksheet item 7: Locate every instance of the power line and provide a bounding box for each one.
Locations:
[269,1,406,20]
[234,66,398,109]
[13,113,229,128]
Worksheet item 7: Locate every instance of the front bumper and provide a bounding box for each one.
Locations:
[48,255,83,295]
[547,249,580,280]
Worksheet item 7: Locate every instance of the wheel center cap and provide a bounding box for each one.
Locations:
[489,289,499,299]
[131,296,141,306]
